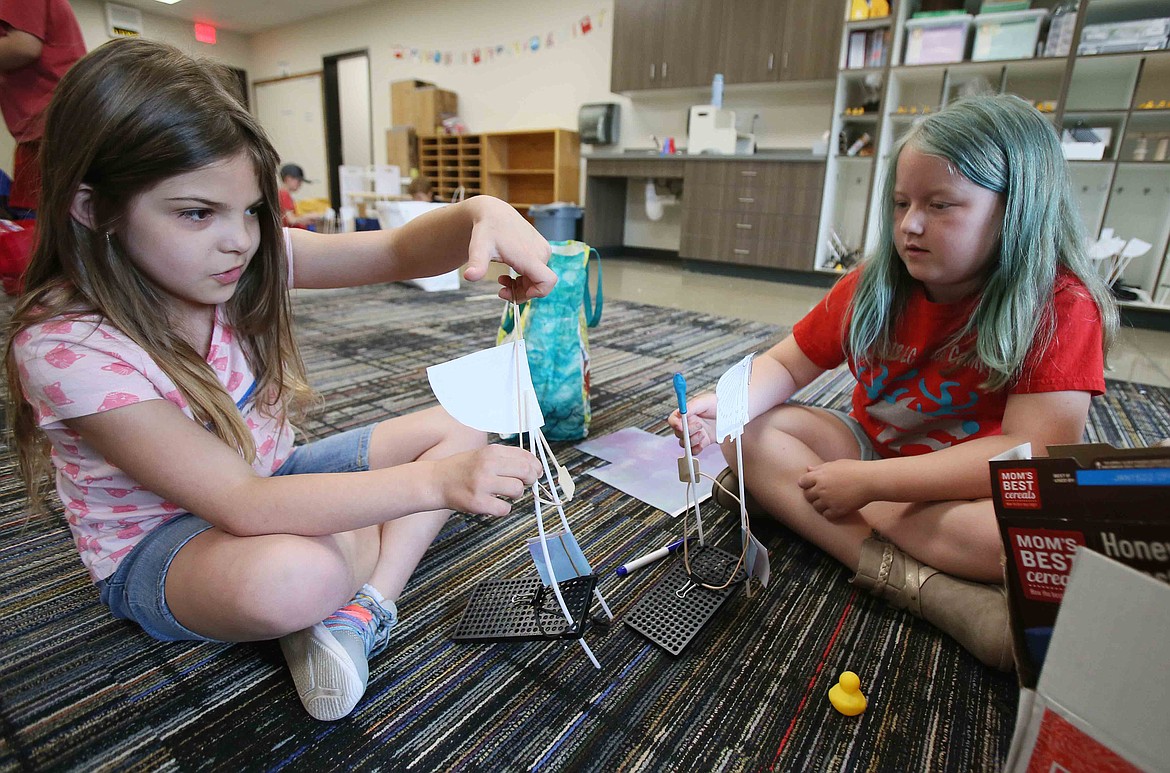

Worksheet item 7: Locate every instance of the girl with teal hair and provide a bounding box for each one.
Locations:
[669,94,1117,671]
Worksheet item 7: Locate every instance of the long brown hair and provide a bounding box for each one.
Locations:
[4,38,315,515]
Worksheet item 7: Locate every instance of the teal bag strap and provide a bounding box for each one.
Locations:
[582,248,603,328]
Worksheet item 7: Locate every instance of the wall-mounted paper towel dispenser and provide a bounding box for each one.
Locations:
[578,103,619,145]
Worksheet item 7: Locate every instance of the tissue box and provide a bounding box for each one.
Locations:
[1060,127,1111,160]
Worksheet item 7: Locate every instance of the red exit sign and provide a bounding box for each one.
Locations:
[194,22,216,44]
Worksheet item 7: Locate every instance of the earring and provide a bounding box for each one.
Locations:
[104,232,113,251]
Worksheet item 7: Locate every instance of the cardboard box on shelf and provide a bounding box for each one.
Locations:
[386,126,418,176]
[390,79,457,138]
[1003,548,1170,773]
[390,79,428,123]
[990,442,1170,688]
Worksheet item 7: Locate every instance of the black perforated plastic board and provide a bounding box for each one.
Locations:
[452,574,597,643]
[624,546,744,656]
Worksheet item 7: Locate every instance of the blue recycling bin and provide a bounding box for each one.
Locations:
[529,203,583,242]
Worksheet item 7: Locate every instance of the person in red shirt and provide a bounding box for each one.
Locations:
[669,95,1118,671]
[0,0,86,215]
[278,163,317,228]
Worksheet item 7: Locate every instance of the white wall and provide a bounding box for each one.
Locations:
[1,1,251,192]
[248,0,616,163]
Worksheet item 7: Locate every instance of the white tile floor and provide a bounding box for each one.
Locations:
[596,256,1170,389]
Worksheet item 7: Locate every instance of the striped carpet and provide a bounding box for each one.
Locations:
[3,282,1168,772]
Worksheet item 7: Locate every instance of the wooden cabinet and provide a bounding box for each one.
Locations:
[613,0,842,91]
[722,0,843,85]
[661,0,726,89]
[611,0,727,92]
[781,1,844,82]
[722,0,788,85]
[680,160,825,270]
[418,134,483,201]
[483,129,580,212]
[610,0,663,92]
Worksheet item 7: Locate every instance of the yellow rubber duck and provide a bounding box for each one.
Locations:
[829,671,867,716]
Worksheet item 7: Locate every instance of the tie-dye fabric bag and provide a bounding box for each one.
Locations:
[498,240,602,440]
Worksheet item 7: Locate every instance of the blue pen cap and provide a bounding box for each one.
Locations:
[673,372,687,414]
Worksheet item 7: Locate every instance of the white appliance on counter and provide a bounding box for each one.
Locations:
[686,106,756,155]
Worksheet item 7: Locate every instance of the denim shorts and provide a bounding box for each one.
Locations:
[818,407,879,462]
[96,423,375,642]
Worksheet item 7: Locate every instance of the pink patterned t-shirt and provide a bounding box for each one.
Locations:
[14,241,298,582]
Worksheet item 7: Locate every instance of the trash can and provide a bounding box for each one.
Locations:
[529,203,583,242]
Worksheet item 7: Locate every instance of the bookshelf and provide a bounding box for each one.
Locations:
[417,134,483,201]
[483,129,580,211]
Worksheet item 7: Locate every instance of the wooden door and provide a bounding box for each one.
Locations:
[721,0,787,85]
[781,0,844,82]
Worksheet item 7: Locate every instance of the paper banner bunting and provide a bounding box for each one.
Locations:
[388,9,604,66]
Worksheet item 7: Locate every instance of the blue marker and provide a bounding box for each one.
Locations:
[616,538,691,576]
[673,372,707,545]
[673,372,688,415]
[675,372,698,487]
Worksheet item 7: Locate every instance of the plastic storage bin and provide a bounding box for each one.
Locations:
[904,14,974,65]
[1077,18,1170,55]
[529,204,583,242]
[973,9,1049,61]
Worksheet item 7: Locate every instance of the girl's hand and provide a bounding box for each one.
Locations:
[667,392,718,454]
[460,197,556,302]
[434,444,543,517]
[798,459,873,520]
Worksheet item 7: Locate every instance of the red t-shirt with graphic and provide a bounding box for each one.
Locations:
[792,269,1105,458]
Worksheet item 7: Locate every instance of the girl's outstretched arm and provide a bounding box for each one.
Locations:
[798,390,1091,519]
[64,400,542,537]
[288,196,555,301]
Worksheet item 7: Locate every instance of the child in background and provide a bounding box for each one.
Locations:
[4,39,555,721]
[408,175,439,202]
[670,94,1117,670]
[278,163,313,228]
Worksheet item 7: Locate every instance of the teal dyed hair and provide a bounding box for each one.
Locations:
[846,94,1117,391]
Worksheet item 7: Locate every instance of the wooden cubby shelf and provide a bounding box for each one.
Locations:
[417,129,578,209]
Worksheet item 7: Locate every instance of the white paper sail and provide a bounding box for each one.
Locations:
[715,354,754,443]
[427,340,544,434]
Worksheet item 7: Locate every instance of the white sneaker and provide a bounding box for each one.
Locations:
[279,622,368,721]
